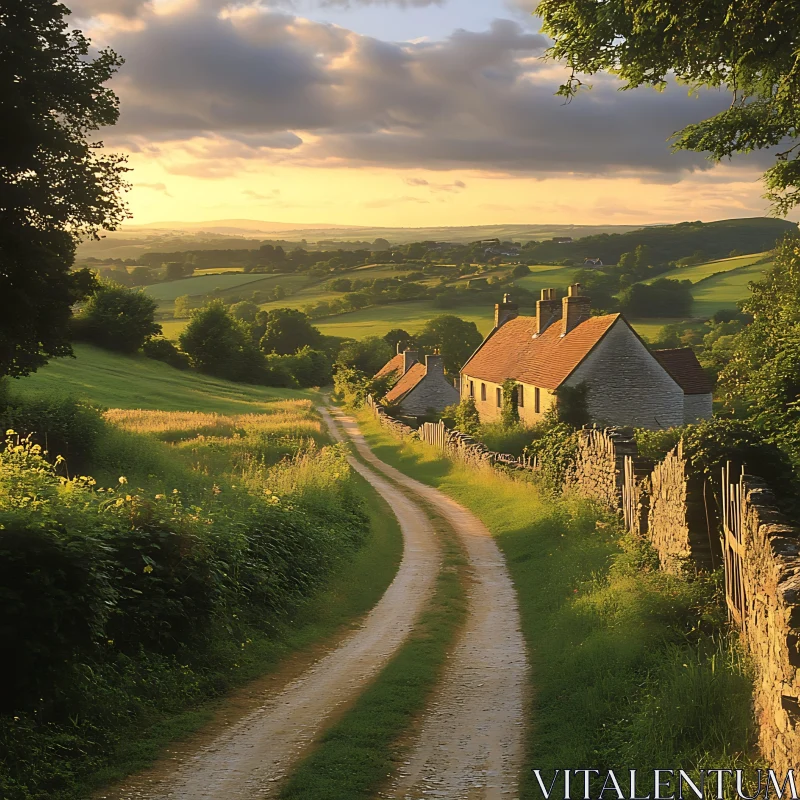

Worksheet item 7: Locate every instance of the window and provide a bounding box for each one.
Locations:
[534,387,541,414]
[480,383,486,401]
[469,380,474,398]
[517,384,524,407]
[496,387,502,407]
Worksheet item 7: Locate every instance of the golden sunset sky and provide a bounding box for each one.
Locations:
[74,0,798,227]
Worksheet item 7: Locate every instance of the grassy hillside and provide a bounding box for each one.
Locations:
[12,344,311,413]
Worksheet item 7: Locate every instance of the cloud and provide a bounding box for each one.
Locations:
[96,4,735,178]
[404,177,467,192]
[362,195,431,208]
[243,188,281,200]
[134,181,172,196]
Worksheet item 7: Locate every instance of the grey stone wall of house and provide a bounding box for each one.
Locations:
[648,442,719,573]
[565,320,685,430]
[398,355,459,416]
[365,395,419,438]
[736,478,800,774]
[683,393,713,425]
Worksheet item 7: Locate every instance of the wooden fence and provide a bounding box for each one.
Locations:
[722,462,746,629]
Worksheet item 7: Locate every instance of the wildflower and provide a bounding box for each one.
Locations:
[143,564,153,574]
[155,494,165,500]
[118,476,128,485]
[5,429,16,436]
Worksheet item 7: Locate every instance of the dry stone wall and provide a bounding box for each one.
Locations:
[737,478,800,774]
[365,395,419,440]
[567,427,639,512]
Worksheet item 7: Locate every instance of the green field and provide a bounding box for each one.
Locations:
[645,252,768,284]
[12,344,311,412]
[144,272,272,302]
[691,261,771,317]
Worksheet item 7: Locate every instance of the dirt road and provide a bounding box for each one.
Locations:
[105,408,441,800]
[105,407,529,800]
[329,408,529,800]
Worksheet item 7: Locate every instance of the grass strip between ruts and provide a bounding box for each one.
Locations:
[278,498,468,800]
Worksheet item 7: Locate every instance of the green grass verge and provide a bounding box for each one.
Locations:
[10,344,313,413]
[279,512,466,800]
[83,470,404,796]
[353,410,759,796]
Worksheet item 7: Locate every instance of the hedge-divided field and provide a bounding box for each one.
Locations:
[0,348,403,800]
[140,250,775,344]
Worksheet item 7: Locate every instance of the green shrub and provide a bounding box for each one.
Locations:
[142,337,190,370]
[500,378,520,427]
[0,394,105,470]
[524,418,579,492]
[72,282,161,353]
[450,396,480,435]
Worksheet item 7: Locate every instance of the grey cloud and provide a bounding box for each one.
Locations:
[101,7,734,176]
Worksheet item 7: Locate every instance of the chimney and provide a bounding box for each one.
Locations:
[534,288,562,336]
[425,350,444,376]
[396,342,403,355]
[402,349,418,374]
[494,293,519,329]
[561,283,591,336]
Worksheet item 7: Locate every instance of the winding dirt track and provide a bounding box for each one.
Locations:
[107,408,440,800]
[328,408,529,800]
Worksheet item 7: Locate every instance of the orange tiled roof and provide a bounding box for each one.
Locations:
[461,313,621,390]
[385,362,426,403]
[652,348,713,395]
[374,353,406,379]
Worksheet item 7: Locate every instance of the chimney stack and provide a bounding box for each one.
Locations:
[402,349,418,374]
[494,293,519,329]
[534,288,562,336]
[561,283,591,336]
[425,350,444,376]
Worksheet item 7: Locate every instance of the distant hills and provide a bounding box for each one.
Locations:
[77,217,798,262]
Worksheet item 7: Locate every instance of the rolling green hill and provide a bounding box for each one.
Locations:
[12,344,312,413]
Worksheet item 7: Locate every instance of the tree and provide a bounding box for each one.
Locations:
[173,295,193,319]
[259,308,323,355]
[416,315,483,376]
[538,0,800,213]
[73,282,160,353]
[511,263,531,278]
[0,0,128,377]
[336,336,393,375]
[383,328,415,353]
[719,234,800,457]
[452,396,480,434]
[180,301,266,383]
[617,278,693,318]
[229,300,259,323]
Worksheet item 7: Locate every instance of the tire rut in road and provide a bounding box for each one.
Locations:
[104,408,440,800]
[330,408,530,800]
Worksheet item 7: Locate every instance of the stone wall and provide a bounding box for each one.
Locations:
[647,441,719,574]
[418,420,537,473]
[736,478,800,774]
[567,427,639,512]
[365,395,419,439]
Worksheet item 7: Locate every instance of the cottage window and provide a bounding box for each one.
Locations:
[469,380,474,398]
[480,383,487,401]
[534,387,541,414]
[496,387,501,407]
[517,385,524,407]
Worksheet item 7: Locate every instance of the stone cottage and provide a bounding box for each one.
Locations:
[459,288,713,430]
[378,351,459,417]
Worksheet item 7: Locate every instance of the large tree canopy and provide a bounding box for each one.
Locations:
[538,0,800,213]
[0,0,128,378]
